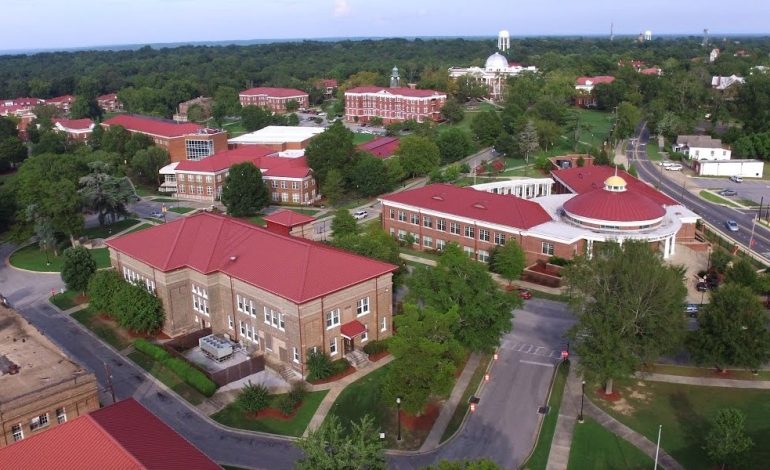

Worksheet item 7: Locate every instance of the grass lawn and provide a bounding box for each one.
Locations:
[71,307,131,351]
[643,363,770,381]
[699,190,741,207]
[646,144,662,161]
[82,218,139,239]
[440,354,491,443]
[134,184,163,197]
[146,217,165,224]
[501,165,537,177]
[128,350,207,405]
[590,379,770,470]
[522,361,569,470]
[168,207,195,214]
[10,245,110,272]
[124,223,154,234]
[243,215,266,227]
[212,390,328,437]
[50,290,86,310]
[739,198,759,207]
[283,207,321,216]
[222,119,248,137]
[152,197,179,203]
[353,133,376,145]
[567,417,654,470]
[399,246,440,262]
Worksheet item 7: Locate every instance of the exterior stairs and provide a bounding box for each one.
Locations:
[345,349,370,369]
[277,363,301,383]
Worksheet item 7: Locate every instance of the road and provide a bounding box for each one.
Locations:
[1,240,574,469]
[627,125,770,262]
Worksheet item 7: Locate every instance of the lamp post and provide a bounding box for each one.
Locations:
[578,380,586,423]
[396,397,402,441]
[162,204,168,224]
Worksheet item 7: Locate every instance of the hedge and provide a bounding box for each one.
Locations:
[363,339,389,355]
[134,339,170,362]
[132,339,217,397]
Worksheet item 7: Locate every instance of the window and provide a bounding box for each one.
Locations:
[357,297,370,316]
[464,225,475,238]
[361,328,368,342]
[494,232,506,245]
[237,295,244,312]
[436,239,446,251]
[240,321,246,336]
[398,211,407,222]
[216,174,222,182]
[326,309,340,329]
[463,246,475,258]
[389,209,395,219]
[293,347,300,363]
[423,216,432,228]
[478,250,490,263]
[30,414,49,431]
[450,222,461,235]
[11,424,22,442]
[179,174,185,181]
[329,337,338,355]
[280,181,287,189]
[196,185,203,195]
[380,317,387,332]
[205,175,213,183]
[479,229,490,242]
[246,324,254,340]
[397,230,406,241]
[185,139,215,160]
[423,236,433,248]
[228,315,234,330]
[56,407,67,424]
[207,186,213,196]
[271,180,279,188]
[436,219,446,231]
[292,181,299,190]
[179,185,186,194]
[410,213,419,225]
[541,242,555,256]
[272,192,279,201]
[192,284,209,315]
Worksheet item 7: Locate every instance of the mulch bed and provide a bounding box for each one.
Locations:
[528,263,562,277]
[250,402,301,421]
[94,313,170,340]
[594,388,622,402]
[400,403,441,432]
[74,294,89,304]
[369,351,390,362]
[308,366,356,385]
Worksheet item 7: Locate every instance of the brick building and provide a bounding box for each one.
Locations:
[344,86,447,124]
[52,118,94,142]
[106,213,397,375]
[102,114,228,163]
[238,87,309,113]
[97,93,122,112]
[46,95,74,113]
[574,76,615,107]
[173,96,213,122]
[0,304,99,448]
[358,136,400,159]
[317,79,338,98]
[228,125,324,152]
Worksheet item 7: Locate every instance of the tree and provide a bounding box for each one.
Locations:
[470,110,502,145]
[407,243,519,352]
[710,250,733,274]
[285,99,299,112]
[614,101,642,140]
[186,103,208,123]
[517,120,540,165]
[0,136,27,170]
[131,147,170,186]
[687,283,770,371]
[220,162,269,217]
[321,169,345,205]
[88,270,123,314]
[724,258,758,291]
[114,281,164,333]
[60,246,97,293]
[240,105,273,132]
[70,95,103,121]
[705,408,753,470]
[32,131,67,155]
[440,98,465,124]
[331,225,402,270]
[296,414,386,470]
[737,72,770,133]
[437,128,474,164]
[331,209,358,238]
[305,121,356,185]
[490,239,526,286]
[286,113,300,126]
[565,241,687,394]
[423,460,503,470]
[100,125,131,156]
[348,154,393,197]
[397,135,440,177]
[385,305,464,414]
[79,161,134,226]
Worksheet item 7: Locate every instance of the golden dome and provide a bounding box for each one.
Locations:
[604,175,627,191]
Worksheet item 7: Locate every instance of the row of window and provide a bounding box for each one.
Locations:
[12,408,67,442]
[272,192,312,203]
[391,210,508,245]
[179,173,220,183]
[394,229,556,258]
[178,185,215,196]
[324,297,370,330]
[192,284,209,315]
[269,180,308,190]
[123,267,155,293]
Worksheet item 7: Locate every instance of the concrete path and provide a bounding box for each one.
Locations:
[545,361,581,470]
[636,372,770,389]
[303,355,394,436]
[420,353,482,451]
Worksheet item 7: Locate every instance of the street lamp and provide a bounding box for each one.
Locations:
[162,204,168,223]
[578,380,586,423]
[396,397,402,441]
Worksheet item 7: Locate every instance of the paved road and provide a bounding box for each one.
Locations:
[1,241,574,469]
[628,125,770,262]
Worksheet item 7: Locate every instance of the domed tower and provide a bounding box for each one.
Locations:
[498,30,510,52]
[390,66,400,88]
[485,52,509,71]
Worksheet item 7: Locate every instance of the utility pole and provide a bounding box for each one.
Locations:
[654,424,662,470]
[103,362,116,404]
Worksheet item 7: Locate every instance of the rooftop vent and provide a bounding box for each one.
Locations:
[472,202,487,210]
[229,255,237,262]
[431,195,444,201]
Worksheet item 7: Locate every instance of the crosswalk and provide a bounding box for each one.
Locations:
[501,338,564,360]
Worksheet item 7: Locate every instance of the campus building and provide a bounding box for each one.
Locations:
[238,87,309,113]
[102,114,228,163]
[0,304,99,448]
[673,135,731,161]
[449,53,538,100]
[344,86,447,124]
[97,93,122,112]
[106,213,397,375]
[46,95,74,113]
[574,76,615,107]
[228,126,324,152]
[52,118,94,142]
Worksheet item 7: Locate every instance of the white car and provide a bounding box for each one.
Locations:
[729,175,743,183]
[666,164,683,171]
[353,210,368,220]
[659,161,676,167]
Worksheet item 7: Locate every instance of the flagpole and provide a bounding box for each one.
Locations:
[654,424,662,470]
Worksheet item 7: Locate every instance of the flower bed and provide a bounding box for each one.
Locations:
[308,365,356,385]
[369,351,390,362]
[400,403,441,431]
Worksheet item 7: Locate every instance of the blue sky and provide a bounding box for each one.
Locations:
[3,0,769,51]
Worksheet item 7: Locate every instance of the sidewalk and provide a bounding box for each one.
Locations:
[635,372,770,389]
[545,361,582,470]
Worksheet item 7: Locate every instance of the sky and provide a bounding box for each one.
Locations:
[2,0,769,52]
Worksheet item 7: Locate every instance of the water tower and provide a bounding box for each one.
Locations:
[644,30,652,41]
[498,30,510,52]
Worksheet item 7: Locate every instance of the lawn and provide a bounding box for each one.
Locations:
[522,361,569,470]
[353,133,376,145]
[81,218,139,239]
[646,143,662,161]
[168,207,195,214]
[50,290,87,310]
[10,245,110,272]
[739,198,759,207]
[212,390,328,436]
[71,307,131,351]
[440,354,491,443]
[124,223,154,234]
[244,215,266,227]
[128,350,208,406]
[152,197,179,203]
[590,379,770,470]
[642,363,770,381]
[567,417,654,470]
[530,290,570,303]
[399,246,440,262]
[222,119,248,137]
[699,190,741,207]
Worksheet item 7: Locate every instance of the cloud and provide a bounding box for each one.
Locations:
[333,0,350,17]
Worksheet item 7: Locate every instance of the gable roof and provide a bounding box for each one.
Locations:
[551,165,676,206]
[174,146,276,172]
[0,399,220,470]
[107,213,397,304]
[103,114,202,138]
[97,93,118,101]
[263,209,316,227]
[357,136,400,158]
[239,87,308,98]
[46,95,74,104]
[675,135,724,149]
[345,86,447,98]
[379,183,552,230]
[575,76,616,86]
[54,118,94,131]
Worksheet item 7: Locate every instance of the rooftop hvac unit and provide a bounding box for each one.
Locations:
[199,334,234,362]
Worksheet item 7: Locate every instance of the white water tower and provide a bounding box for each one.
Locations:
[644,30,652,41]
[498,30,510,52]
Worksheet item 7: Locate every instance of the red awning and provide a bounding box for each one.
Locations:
[340,319,367,339]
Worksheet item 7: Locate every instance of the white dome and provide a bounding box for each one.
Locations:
[485,52,509,71]
[499,30,510,38]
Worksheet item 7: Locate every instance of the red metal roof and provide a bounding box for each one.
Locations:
[358,136,400,159]
[54,118,94,130]
[563,188,666,222]
[263,209,316,227]
[174,146,276,172]
[575,76,616,86]
[107,213,397,304]
[318,79,338,88]
[239,87,308,98]
[551,165,676,206]
[103,114,202,138]
[380,183,552,230]
[98,93,118,101]
[640,67,662,75]
[0,399,219,470]
[47,94,74,104]
[346,86,446,98]
[340,319,367,339]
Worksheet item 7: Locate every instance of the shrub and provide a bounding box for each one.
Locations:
[331,358,351,375]
[275,394,296,415]
[61,246,97,293]
[306,349,334,381]
[87,270,123,316]
[363,339,389,356]
[289,380,307,404]
[114,281,164,334]
[548,256,571,267]
[238,382,270,412]
[133,339,169,362]
[163,357,216,396]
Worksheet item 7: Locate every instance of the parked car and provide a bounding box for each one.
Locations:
[684,304,699,317]
[659,161,676,167]
[666,164,683,171]
[729,175,743,183]
[725,220,739,232]
[718,189,737,196]
[517,288,533,300]
[353,210,368,220]
[696,281,708,292]
[151,210,164,218]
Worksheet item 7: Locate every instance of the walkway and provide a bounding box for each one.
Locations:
[636,372,770,389]
[545,361,581,470]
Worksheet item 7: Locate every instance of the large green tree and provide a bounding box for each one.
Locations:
[437,127,474,164]
[240,105,273,132]
[296,414,386,470]
[565,241,687,394]
[490,239,526,286]
[397,135,440,177]
[440,98,465,124]
[88,270,124,314]
[114,281,164,333]
[407,243,519,352]
[60,246,97,293]
[613,101,642,140]
[220,162,269,217]
[331,208,358,238]
[305,121,356,185]
[348,154,393,197]
[737,72,770,133]
[705,408,753,470]
[131,147,170,186]
[321,168,345,205]
[79,161,134,226]
[470,110,502,146]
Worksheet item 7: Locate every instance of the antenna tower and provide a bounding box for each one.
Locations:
[703,28,709,47]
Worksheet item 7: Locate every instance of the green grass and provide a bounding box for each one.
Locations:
[168,207,195,214]
[399,246,440,262]
[124,223,154,234]
[500,164,536,177]
[244,215,266,226]
[128,350,207,406]
[152,197,179,203]
[49,290,85,310]
[222,119,248,137]
[646,143,661,161]
[81,218,139,239]
[212,390,328,436]
[440,354,491,443]
[642,363,770,381]
[10,245,110,272]
[739,198,759,207]
[522,361,569,470]
[699,190,741,207]
[72,307,131,351]
[590,379,770,470]
[567,417,654,470]
[284,207,321,216]
[353,133,376,145]
[146,217,165,224]
[530,289,570,303]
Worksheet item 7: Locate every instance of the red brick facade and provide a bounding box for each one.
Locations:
[238,87,309,113]
[344,87,447,124]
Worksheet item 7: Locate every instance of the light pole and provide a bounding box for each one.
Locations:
[654,424,662,470]
[396,397,402,441]
[162,204,168,224]
[578,380,586,423]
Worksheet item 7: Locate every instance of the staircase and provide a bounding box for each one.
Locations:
[277,363,301,383]
[345,349,370,369]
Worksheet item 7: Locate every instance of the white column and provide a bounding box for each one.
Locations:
[669,236,676,257]
[587,240,594,259]
[662,237,670,259]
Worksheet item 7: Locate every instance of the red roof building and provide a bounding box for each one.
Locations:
[0,97,44,117]
[551,165,676,206]
[344,86,447,125]
[574,76,616,107]
[97,93,122,112]
[357,136,400,159]
[53,118,95,142]
[239,87,309,113]
[263,209,316,238]
[0,398,220,470]
[317,79,338,98]
[46,95,74,112]
[106,213,397,373]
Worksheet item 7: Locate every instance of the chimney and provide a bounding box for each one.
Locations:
[408,83,417,90]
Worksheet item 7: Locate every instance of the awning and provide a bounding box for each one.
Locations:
[159,162,179,175]
[340,320,367,339]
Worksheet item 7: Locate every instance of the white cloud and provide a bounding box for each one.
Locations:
[333,0,350,17]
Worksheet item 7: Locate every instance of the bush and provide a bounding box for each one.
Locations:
[87,270,123,316]
[548,256,571,267]
[289,380,307,404]
[114,281,164,334]
[363,339,389,356]
[306,349,334,381]
[163,357,216,396]
[133,339,169,362]
[237,382,270,412]
[61,246,97,293]
[275,394,296,415]
[331,358,351,375]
